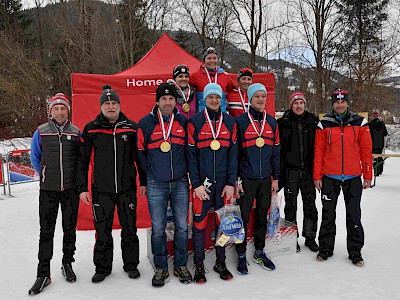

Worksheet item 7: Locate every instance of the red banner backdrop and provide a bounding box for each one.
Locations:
[72,34,276,230]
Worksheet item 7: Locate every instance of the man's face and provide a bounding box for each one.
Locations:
[250,91,267,112]
[238,76,252,90]
[51,104,69,125]
[204,54,218,70]
[291,99,305,115]
[101,100,120,123]
[158,95,176,116]
[175,74,189,89]
[332,99,348,115]
[205,94,221,111]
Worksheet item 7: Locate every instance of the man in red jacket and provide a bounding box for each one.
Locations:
[313,88,372,266]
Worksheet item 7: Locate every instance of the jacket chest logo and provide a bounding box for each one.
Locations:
[121,134,128,142]
[67,135,71,140]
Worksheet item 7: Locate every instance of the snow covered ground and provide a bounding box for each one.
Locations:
[1,153,400,300]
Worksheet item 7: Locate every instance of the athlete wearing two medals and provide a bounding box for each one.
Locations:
[167,64,197,118]
[235,83,280,275]
[227,68,254,117]
[187,83,238,283]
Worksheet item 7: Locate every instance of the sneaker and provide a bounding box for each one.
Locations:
[349,254,364,266]
[236,254,249,275]
[193,263,207,284]
[174,265,192,283]
[28,276,51,295]
[92,272,110,283]
[61,263,76,282]
[316,251,333,261]
[305,239,319,252]
[213,260,233,280]
[253,251,276,271]
[152,269,169,287]
[126,267,140,279]
[296,242,301,252]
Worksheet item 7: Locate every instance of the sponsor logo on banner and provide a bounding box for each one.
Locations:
[220,215,243,236]
[126,78,164,87]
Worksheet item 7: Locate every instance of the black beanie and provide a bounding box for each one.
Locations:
[331,88,349,106]
[100,85,120,105]
[156,82,178,102]
[173,64,190,80]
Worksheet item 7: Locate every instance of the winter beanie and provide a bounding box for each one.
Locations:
[156,82,178,102]
[331,88,349,106]
[202,47,218,61]
[49,93,71,113]
[247,83,267,102]
[100,85,120,105]
[288,91,306,107]
[173,64,190,80]
[238,68,253,80]
[203,83,222,99]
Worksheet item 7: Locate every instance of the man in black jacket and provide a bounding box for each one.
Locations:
[369,111,388,176]
[78,85,146,283]
[278,91,319,253]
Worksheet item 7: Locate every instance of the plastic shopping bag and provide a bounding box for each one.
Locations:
[267,194,282,237]
[215,204,245,247]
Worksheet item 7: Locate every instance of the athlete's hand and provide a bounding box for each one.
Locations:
[314,179,322,191]
[221,185,234,201]
[194,185,210,201]
[79,192,91,205]
[139,186,147,197]
[271,180,279,195]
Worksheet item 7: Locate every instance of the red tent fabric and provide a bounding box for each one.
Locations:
[71,33,275,230]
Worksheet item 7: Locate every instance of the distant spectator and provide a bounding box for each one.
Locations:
[369,111,388,176]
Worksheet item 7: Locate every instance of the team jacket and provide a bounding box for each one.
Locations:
[187,108,238,189]
[227,88,250,117]
[189,66,235,113]
[77,112,146,194]
[31,119,80,191]
[137,106,187,182]
[236,107,280,180]
[313,111,373,181]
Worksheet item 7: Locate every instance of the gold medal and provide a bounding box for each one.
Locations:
[160,141,171,152]
[210,139,221,151]
[182,103,190,113]
[255,137,265,147]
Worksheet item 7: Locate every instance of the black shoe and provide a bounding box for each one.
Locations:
[349,254,364,266]
[152,269,169,287]
[92,272,110,283]
[236,254,249,275]
[28,276,51,295]
[61,263,76,282]
[125,267,140,279]
[193,263,207,284]
[316,251,333,261]
[213,260,233,281]
[305,239,319,252]
[296,242,301,252]
[174,265,192,283]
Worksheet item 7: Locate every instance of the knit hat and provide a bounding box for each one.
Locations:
[49,93,70,113]
[247,83,267,102]
[203,83,222,99]
[289,91,306,107]
[173,64,190,80]
[100,85,120,105]
[156,82,178,102]
[331,88,349,105]
[372,111,379,118]
[202,47,218,61]
[238,68,253,80]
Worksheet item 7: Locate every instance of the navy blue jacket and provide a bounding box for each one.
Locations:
[236,107,280,180]
[137,106,187,182]
[187,108,238,189]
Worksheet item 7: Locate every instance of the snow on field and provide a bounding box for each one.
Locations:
[1,154,400,299]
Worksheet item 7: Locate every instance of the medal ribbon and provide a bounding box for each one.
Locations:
[238,87,249,113]
[204,67,218,84]
[248,110,266,137]
[158,109,174,141]
[169,79,191,103]
[204,109,223,140]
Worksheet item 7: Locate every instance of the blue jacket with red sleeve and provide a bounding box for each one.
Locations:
[137,106,187,182]
[187,108,238,189]
[236,107,280,180]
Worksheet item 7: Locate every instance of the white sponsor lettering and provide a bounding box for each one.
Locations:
[126,78,164,87]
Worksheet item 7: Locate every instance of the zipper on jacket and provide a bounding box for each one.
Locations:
[259,146,262,178]
[170,134,174,180]
[113,122,125,193]
[42,165,46,183]
[59,133,64,190]
[341,125,344,182]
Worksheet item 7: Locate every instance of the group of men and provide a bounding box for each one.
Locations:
[29,50,375,295]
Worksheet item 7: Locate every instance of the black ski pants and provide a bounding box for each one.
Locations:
[37,188,79,277]
[92,190,139,274]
